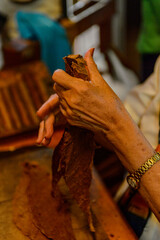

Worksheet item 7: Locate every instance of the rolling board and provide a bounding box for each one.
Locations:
[0,147,138,240]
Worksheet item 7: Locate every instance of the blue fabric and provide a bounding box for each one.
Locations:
[16,11,71,74]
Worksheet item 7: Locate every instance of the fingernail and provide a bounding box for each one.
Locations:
[36,143,43,147]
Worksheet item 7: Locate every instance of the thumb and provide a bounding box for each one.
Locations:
[84,48,104,86]
[84,48,95,59]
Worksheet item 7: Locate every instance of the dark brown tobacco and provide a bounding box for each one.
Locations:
[52,54,95,231]
[13,162,76,240]
[26,162,76,240]
[13,164,49,240]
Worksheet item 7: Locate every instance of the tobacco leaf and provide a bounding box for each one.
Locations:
[13,162,76,240]
[26,162,76,240]
[13,164,48,240]
[52,54,95,231]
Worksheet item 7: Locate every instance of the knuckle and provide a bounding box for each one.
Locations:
[77,83,89,94]
[52,69,63,80]
[69,95,81,106]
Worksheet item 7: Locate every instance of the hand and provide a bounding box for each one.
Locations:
[37,50,160,222]
[53,48,124,137]
[36,94,60,146]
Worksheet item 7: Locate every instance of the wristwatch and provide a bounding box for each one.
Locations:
[127,152,160,190]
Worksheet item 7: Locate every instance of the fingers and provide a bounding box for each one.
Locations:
[43,114,55,139]
[36,121,45,144]
[53,83,66,99]
[37,94,59,119]
[59,104,70,120]
[54,83,72,111]
[53,49,104,91]
[36,114,55,146]
[84,48,105,86]
[41,136,51,146]
[52,69,83,90]
[41,114,55,145]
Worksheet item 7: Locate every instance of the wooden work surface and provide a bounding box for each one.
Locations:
[0,147,137,240]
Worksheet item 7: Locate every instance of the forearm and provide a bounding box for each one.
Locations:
[102,107,160,221]
[106,109,155,172]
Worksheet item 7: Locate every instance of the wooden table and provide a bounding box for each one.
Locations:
[0,147,137,240]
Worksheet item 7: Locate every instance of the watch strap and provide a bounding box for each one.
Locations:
[127,151,160,189]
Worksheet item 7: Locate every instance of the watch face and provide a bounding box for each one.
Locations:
[127,176,139,189]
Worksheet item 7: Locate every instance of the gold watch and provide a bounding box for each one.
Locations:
[127,152,160,190]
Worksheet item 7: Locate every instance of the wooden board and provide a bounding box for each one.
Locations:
[0,147,137,240]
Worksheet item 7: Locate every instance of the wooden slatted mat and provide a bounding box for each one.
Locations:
[0,61,51,138]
